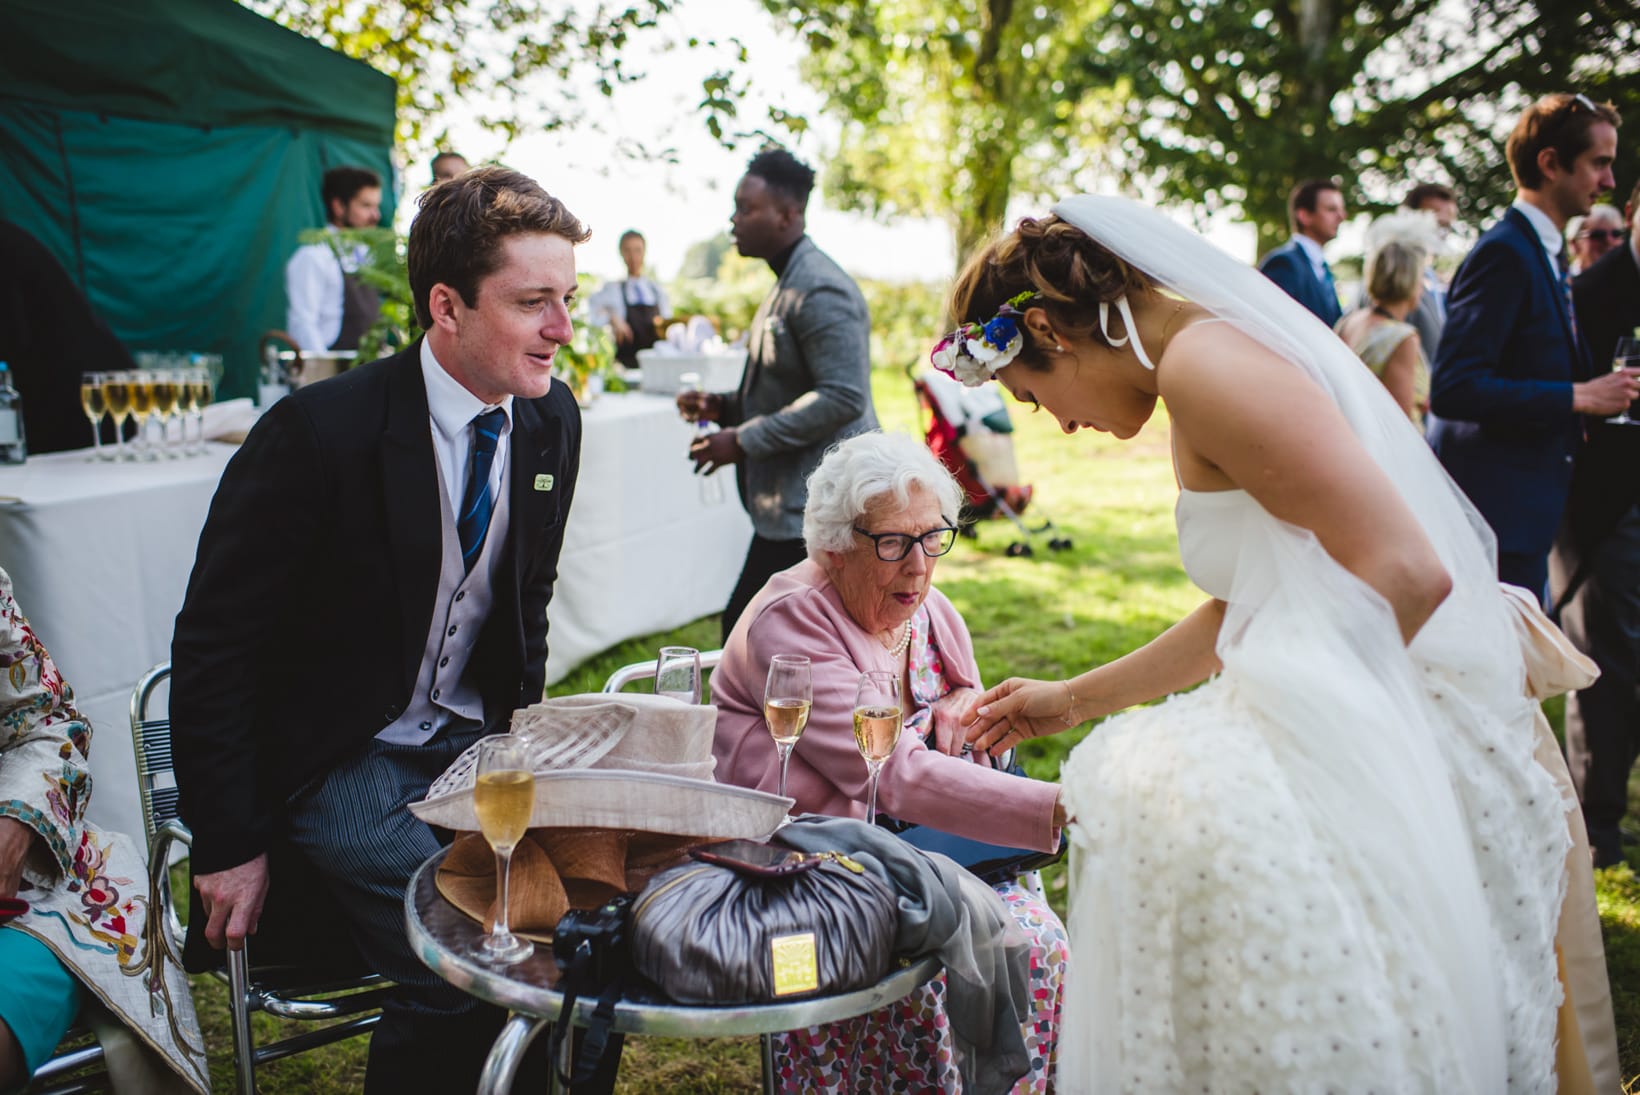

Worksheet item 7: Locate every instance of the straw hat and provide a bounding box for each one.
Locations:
[409,692,793,839]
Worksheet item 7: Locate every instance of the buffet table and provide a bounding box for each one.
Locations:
[0,393,749,841]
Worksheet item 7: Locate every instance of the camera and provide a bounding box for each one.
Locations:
[552,893,634,987]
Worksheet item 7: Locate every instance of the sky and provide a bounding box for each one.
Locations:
[401,0,956,284]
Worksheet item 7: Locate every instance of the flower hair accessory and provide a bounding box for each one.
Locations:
[930,290,1040,387]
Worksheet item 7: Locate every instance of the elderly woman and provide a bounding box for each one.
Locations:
[711,430,1067,1094]
[1334,210,1439,426]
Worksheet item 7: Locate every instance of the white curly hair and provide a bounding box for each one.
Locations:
[802,431,964,558]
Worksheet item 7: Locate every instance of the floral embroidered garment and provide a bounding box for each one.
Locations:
[0,568,207,1092]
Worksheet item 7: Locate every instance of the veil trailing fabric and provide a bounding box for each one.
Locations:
[1049,196,1568,1093]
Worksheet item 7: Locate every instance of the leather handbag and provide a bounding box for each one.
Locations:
[628,840,898,1004]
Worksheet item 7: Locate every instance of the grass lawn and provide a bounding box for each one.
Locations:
[179,368,1640,1091]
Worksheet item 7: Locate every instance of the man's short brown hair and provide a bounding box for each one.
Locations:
[408,166,591,328]
[1402,182,1455,211]
[1506,93,1621,191]
[1288,178,1342,234]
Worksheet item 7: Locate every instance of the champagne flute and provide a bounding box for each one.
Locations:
[189,361,217,454]
[102,373,134,461]
[655,645,702,704]
[472,734,535,965]
[763,655,812,799]
[80,372,108,461]
[1606,336,1640,425]
[150,369,180,458]
[128,370,156,460]
[852,670,903,826]
[680,371,724,505]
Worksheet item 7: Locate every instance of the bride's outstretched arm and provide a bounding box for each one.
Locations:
[963,597,1226,755]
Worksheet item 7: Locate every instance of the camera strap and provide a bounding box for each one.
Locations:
[547,940,626,1088]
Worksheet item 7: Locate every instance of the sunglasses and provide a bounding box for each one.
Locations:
[1580,229,1627,243]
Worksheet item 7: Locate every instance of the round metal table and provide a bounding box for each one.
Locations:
[406,850,940,1094]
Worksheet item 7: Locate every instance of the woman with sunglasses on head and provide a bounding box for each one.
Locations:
[711,430,1068,1094]
[939,187,1614,1092]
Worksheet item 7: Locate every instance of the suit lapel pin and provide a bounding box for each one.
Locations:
[534,474,554,492]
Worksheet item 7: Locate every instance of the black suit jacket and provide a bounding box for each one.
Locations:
[1568,243,1640,552]
[171,342,581,873]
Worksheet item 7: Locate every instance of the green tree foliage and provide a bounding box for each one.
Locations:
[761,0,1115,262]
[243,0,759,156]
[1079,0,1640,253]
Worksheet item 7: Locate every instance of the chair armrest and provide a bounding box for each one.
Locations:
[149,819,193,964]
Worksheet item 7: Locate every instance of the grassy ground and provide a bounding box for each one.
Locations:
[178,368,1640,1091]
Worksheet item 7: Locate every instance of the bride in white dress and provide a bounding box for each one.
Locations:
[934,196,1589,1093]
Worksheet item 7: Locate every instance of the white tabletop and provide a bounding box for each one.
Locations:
[0,393,749,844]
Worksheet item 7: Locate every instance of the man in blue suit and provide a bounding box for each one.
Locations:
[1428,93,1636,597]
[1258,178,1347,326]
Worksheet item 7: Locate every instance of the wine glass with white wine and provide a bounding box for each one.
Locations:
[655,645,702,704]
[1606,335,1640,425]
[763,654,812,799]
[471,734,535,965]
[853,670,903,826]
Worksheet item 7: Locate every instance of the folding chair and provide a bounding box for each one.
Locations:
[131,662,393,1095]
[26,1025,107,1094]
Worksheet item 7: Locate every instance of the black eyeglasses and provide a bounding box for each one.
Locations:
[1580,228,1627,242]
[853,522,959,562]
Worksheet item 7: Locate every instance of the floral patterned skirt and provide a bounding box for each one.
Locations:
[770,878,1068,1094]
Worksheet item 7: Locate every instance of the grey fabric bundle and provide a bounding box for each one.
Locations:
[779,815,1032,1095]
[628,855,897,1004]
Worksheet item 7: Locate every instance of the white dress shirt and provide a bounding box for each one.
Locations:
[284,228,368,352]
[420,339,513,515]
[1511,198,1566,274]
[588,276,671,326]
[1292,233,1329,283]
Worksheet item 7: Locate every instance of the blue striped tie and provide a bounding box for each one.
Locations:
[457,408,506,572]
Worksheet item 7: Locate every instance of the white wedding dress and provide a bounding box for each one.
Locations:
[1048,198,1571,1094]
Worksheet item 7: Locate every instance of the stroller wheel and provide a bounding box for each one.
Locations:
[1006,541,1032,558]
[1049,537,1073,551]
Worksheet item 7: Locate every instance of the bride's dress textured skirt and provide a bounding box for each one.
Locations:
[1056,496,1569,1094]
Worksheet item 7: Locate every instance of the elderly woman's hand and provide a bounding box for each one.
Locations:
[962,677,1078,756]
[927,687,983,757]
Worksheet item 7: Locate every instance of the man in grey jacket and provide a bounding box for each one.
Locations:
[680,149,878,640]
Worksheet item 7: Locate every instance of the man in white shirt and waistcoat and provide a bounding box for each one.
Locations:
[284,165,384,354]
[172,167,588,1093]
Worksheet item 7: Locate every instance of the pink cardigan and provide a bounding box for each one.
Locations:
[712,560,1061,852]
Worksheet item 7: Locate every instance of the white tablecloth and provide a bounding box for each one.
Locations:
[0,393,749,844]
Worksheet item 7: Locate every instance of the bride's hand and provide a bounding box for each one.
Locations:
[962,677,1075,756]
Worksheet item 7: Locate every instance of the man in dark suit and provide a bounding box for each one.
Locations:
[1428,93,1636,597]
[1258,178,1347,326]
[1559,176,1640,866]
[171,168,587,1092]
[678,148,878,641]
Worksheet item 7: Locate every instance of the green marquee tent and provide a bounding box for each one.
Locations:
[0,0,397,398]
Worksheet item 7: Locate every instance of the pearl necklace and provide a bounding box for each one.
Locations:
[885,620,912,657]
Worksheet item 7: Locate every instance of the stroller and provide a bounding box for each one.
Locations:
[912,366,1071,557]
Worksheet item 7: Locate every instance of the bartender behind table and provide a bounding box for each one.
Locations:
[589,229,670,369]
[283,166,383,354]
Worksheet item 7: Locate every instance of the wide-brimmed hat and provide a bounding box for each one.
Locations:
[409,692,793,840]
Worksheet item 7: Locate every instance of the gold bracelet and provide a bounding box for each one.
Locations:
[1061,679,1078,727]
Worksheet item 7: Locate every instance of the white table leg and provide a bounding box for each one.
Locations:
[478,1012,552,1095]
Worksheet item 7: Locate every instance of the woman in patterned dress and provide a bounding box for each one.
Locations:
[0,566,207,1092]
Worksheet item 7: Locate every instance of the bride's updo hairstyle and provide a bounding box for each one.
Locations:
[946,214,1156,371]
